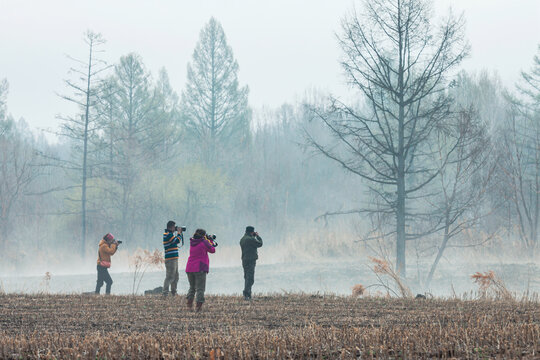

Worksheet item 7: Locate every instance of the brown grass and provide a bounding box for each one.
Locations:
[0,294,538,359]
[351,284,365,297]
[471,270,514,300]
[369,257,413,298]
[39,272,52,294]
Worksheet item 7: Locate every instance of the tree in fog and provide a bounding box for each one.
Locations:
[181,17,250,165]
[424,105,491,287]
[106,53,156,238]
[306,0,469,276]
[154,68,181,159]
[0,79,8,124]
[98,54,179,241]
[95,67,178,186]
[0,82,40,253]
[57,31,109,257]
[499,46,540,257]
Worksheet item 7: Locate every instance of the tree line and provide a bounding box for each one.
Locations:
[1,2,538,285]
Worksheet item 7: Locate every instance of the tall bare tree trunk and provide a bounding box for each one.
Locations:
[81,41,93,258]
[58,31,108,258]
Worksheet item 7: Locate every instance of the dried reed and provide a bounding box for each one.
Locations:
[129,248,164,294]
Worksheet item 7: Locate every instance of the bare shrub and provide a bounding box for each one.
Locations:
[40,272,52,294]
[369,257,413,298]
[471,270,513,300]
[129,249,164,295]
[352,284,365,297]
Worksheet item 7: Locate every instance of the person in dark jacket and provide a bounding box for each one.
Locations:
[162,220,184,296]
[239,226,263,300]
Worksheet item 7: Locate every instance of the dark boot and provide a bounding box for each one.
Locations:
[187,298,194,310]
[196,302,203,312]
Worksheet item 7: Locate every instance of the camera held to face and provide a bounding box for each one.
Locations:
[175,226,187,232]
[208,234,218,247]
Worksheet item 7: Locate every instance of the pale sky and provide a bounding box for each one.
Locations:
[0,0,539,141]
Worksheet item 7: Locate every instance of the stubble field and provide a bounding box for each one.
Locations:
[0,294,539,359]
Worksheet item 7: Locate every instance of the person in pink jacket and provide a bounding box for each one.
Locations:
[185,228,216,311]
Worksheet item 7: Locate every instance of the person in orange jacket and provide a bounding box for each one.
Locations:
[95,233,119,295]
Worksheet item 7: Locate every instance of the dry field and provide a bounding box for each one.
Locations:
[0,294,538,359]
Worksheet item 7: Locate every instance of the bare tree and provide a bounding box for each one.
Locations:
[424,107,492,287]
[181,17,250,165]
[499,46,540,258]
[57,30,109,257]
[94,76,119,180]
[306,0,469,276]
[0,115,40,253]
[0,79,8,126]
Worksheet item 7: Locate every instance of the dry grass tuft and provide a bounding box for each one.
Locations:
[369,257,413,298]
[40,272,52,293]
[352,284,365,297]
[130,248,164,294]
[471,270,513,300]
[371,257,390,273]
[209,348,225,360]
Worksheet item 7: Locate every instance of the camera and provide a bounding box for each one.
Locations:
[207,234,218,247]
[176,226,187,232]
[116,240,123,245]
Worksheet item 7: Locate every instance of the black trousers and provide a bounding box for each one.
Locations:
[242,259,256,298]
[95,265,113,294]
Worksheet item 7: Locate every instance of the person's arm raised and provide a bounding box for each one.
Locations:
[102,242,117,255]
[254,235,263,248]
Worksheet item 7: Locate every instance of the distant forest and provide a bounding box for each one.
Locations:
[1,2,538,283]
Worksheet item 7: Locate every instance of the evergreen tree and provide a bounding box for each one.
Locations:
[181,17,250,165]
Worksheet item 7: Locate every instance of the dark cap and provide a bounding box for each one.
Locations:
[167,220,176,229]
[245,226,255,233]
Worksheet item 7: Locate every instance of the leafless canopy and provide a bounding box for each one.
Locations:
[306,0,469,275]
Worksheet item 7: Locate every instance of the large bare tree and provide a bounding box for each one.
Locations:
[306,0,469,276]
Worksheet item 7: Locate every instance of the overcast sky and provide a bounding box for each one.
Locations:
[1,0,539,141]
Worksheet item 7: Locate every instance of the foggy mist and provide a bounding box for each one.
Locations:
[0,0,539,299]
